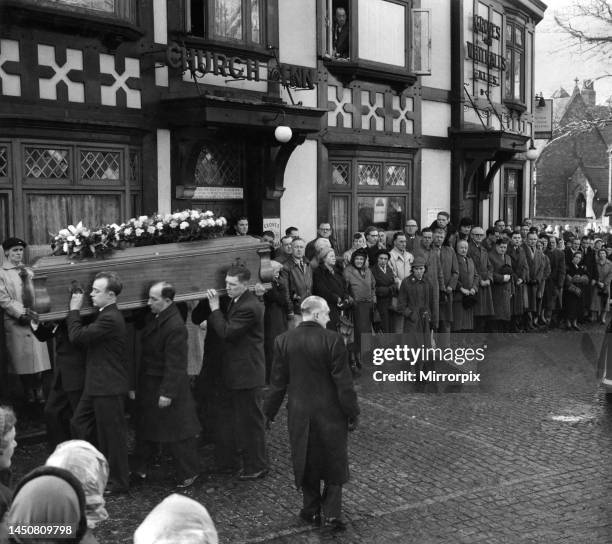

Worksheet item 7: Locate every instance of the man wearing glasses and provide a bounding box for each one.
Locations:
[305,222,337,262]
[404,219,421,253]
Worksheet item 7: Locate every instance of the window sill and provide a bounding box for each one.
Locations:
[323,58,417,90]
[503,99,527,113]
[171,33,275,62]
[1,2,143,50]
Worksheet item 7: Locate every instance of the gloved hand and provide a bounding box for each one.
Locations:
[17,314,30,326]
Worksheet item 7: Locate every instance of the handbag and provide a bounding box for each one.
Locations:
[462,294,477,309]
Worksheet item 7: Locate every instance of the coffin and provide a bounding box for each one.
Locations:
[31,236,272,322]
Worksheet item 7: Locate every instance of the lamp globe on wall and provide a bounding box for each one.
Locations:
[525,139,539,161]
[274,125,292,143]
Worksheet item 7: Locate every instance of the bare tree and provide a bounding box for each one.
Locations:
[554,0,612,57]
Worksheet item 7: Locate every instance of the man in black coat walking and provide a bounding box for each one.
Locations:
[67,271,130,494]
[133,282,201,488]
[264,296,359,532]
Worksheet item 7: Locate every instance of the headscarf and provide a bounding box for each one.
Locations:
[46,440,109,529]
[5,466,88,543]
[133,494,218,544]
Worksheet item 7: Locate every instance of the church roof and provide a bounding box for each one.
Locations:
[552,87,570,98]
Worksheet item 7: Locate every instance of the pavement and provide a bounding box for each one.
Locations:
[10,326,612,543]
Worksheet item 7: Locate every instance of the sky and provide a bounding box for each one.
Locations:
[535,0,612,105]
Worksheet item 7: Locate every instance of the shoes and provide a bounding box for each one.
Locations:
[323,517,347,532]
[237,468,268,481]
[104,482,129,496]
[129,471,147,485]
[176,474,199,488]
[299,509,321,526]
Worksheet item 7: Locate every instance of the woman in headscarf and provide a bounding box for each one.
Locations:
[2,465,96,543]
[0,405,17,520]
[312,246,349,332]
[371,249,396,333]
[344,248,376,368]
[452,239,479,332]
[45,440,109,530]
[488,238,514,332]
[0,237,51,403]
[133,493,218,544]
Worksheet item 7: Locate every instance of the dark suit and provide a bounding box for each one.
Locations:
[32,321,86,448]
[333,22,350,58]
[135,303,201,480]
[206,290,267,474]
[282,258,313,316]
[264,321,359,520]
[67,303,129,489]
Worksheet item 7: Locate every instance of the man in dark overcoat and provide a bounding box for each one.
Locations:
[264,296,359,532]
[205,265,268,480]
[31,318,87,449]
[133,282,201,488]
[67,271,130,494]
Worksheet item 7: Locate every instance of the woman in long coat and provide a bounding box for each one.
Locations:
[371,249,396,333]
[467,232,495,330]
[452,240,479,332]
[312,247,348,332]
[263,260,291,382]
[563,251,590,330]
[488,239,513,330]
[590,248,612,323]
[343,249,376,365]
[0,237,50,402]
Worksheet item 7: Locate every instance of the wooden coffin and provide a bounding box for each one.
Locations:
[31,236,272,322]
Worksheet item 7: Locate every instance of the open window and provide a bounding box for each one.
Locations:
[322,0,430,87]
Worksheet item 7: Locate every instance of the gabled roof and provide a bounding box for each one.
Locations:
[552,87,570,99]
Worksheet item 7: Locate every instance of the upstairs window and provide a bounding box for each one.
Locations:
[187,0,264,46]
[322,0,430,75]
[505,19,524,102]
[19,0,137,23]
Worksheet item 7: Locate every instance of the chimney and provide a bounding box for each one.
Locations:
[581,79,596,107]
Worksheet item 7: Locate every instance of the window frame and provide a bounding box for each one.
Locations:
[185,0,268,52]
[328,150,414,252]
[504,17,526,104]
[501,167,522,227]
[321,0,430,87]
[8,0,138,24]
[1,137,142,244]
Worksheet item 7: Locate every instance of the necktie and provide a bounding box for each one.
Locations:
[298,261,304,274]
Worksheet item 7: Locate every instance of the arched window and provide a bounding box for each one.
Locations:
[575,193,586,218]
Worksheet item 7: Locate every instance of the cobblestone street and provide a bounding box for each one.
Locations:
[12,328,612,543]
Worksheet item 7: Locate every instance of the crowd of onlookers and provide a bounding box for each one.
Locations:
[258,214,612,374]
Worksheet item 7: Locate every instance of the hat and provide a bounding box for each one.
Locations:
[2,237,27,251]
[412,256,427,268]
[375,249,391,260]
[459,217,473,228]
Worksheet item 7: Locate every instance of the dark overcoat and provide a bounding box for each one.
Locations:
[136,303,201,443]
[66,304,128,396]
[452,254,479,331]
[207,290,265,390]
[313,265,348,330]
[397,274,434,347]
[436,246,459,323]
[372,264,396,333]
[33,321,86,393]
[467,240,495,317]
[545,248,566,310]
[263,278,291,369]
[507,244,529,316]
[488,250,513,321]
[264,322,359,487]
